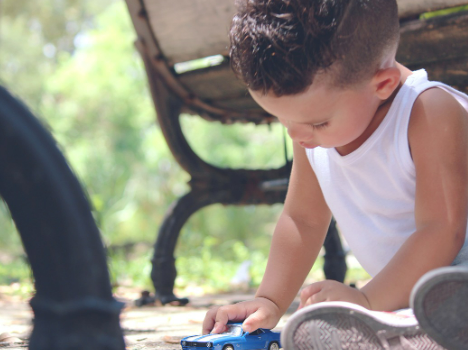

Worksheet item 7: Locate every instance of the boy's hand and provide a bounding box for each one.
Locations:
[298,280,371,309]
[202,297,282,335]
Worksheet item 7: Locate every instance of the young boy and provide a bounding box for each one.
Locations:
[203,0,468,348]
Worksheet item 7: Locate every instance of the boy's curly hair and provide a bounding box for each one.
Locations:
[230,0,400,96]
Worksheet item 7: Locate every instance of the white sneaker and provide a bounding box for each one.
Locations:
[411,266,468,350]
[281,301,444,349]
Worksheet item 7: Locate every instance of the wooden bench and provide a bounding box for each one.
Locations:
[124,0,468,304]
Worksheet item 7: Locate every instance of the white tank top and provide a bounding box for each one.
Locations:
[306,70,468,276]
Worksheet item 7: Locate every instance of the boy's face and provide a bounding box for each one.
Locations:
[250,79,381,152]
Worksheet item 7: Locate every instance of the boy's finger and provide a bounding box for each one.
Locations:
[212,321,228,334]
[299,284,322,308]
[306,292,325,305]
[202,307,219,334]
[212,304,248,333]
[242,309,270,333]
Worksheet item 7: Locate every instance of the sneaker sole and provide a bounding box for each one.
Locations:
[411,266,468,350]
[281,301,443,350]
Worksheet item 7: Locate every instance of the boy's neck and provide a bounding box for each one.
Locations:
[335,63,412,156]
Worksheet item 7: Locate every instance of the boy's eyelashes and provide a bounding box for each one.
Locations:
[277,118,329,130]
[309,122,329,130]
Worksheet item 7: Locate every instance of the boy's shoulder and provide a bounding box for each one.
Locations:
[410,87,467,130]
[408,86,468,161]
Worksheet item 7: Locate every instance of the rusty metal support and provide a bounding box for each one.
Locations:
[0,86,125,350]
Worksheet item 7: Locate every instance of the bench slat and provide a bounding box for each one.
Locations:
[212,96,263,112]
[144,0,468,65]
[422,58,468,92]
[136,0,468,116]
[179,10,468,106]
[144,0,235,65]
[178,64,247,100]
[397,11,468,66]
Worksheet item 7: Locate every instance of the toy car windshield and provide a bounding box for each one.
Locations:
[223,324,243,337]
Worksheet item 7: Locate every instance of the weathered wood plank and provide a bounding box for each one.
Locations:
[179,64,262,113]
[177,10,468,113]
[178,64,248,100]
[397,11,468,65]
[129,0,468,124]
[408,57,468,91]
[189,59,468,113]
[398,0,468,19]
[144,0,235,65]
[212,96,263,112]
[144,0,468,65]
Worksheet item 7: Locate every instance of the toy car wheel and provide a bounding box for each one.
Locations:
[268,341,280,350]
[223,346,234,350]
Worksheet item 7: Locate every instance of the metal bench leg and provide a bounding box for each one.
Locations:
[323,218,347,282]
[151,190,218,305]
[0,86,125,350]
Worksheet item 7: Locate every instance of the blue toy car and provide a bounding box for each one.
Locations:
[180,322,281,350]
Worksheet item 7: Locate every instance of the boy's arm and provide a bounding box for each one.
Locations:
[203,141,332,334]
[361,88,468,311]
[253,141,332,312]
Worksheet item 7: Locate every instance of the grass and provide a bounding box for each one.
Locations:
[0,247,371,299]
[106,247,370,295]
[0,257,34,299]
[0,256,32,285]
[420,4,468,19]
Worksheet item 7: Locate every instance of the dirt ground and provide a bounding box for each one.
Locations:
[0,286,296,350]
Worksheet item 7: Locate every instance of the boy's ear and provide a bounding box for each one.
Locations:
[372,67,401,100]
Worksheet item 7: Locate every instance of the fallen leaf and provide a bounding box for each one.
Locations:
[163,335,185,344]
[188,319,202,324]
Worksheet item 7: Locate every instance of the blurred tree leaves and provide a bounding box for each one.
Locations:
[0,0,288,289]
[0,0,116,108]
[40,1,188,244]
[2,0,116,53]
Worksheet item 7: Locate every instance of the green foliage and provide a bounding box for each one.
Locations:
[0,254,31,285]
[182,117,291,169]
[2,0,117,53]
[107,247,154,289]
[0,201,22,255]
[176,239,268,293]
[420,5,468,19]
[0,0,116,111]
[40,2,186,244]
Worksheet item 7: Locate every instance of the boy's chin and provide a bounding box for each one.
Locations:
[299,141,320,149]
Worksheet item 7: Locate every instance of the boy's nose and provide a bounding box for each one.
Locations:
[287,125,313,143]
